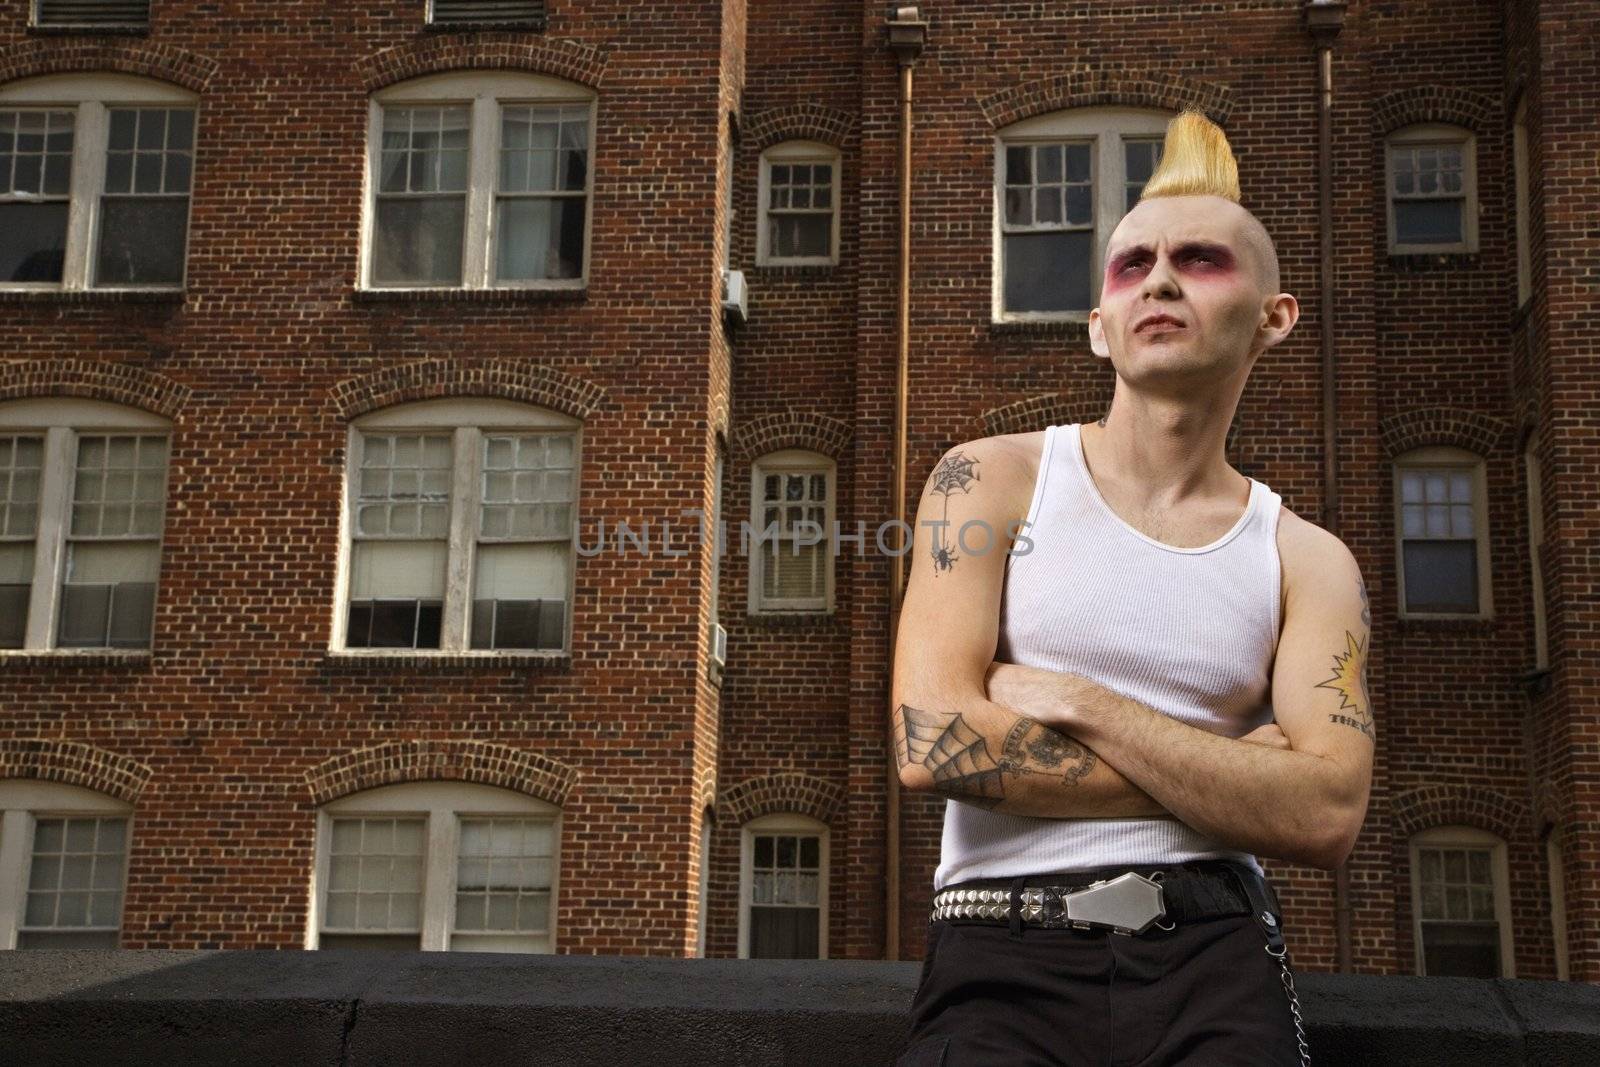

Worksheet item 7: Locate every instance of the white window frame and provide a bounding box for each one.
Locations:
[334,397,581,657]
[1546,825,1569,981]
[1392,445,1493,620]
[1385,122,1479,255]
[360,71,596,292]
[1512,97,1531,308]
[992,106,1171,324]
[694,807,713,957]
[0,73,199,292]
[309,780,560,953]
[1408,825,1514,978]
[737,812,828,960]
[747,448,835,614]
[0,780,134,950]
[1523,434,1548,668]
[0,397,172,655]
[755,140,840,267]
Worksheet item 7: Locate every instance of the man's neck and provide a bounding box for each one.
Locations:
[1086,397,1241,508]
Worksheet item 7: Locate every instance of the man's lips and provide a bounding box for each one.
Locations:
[1135,314,1186,332]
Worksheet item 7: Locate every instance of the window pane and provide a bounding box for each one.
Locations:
[373,196,466,286]
[1395,199,1463,245]
[0,202,69,283]
[750,906,820,959]
[1403,540,1477,613]
[1003,230,1091,313]
[58,541,160,648]
[1421,922,1499,977]
[322,817,425,937]
[494,196,585,281]
[770,213,830,258]
[470,542,567,650]
[21,816,127,944]
[454,817,554,936]
[95,198,190,286]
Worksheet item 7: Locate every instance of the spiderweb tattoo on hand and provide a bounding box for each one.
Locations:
[926,451,980,574]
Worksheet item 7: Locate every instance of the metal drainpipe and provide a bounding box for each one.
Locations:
[1305,0,1351,973]
[884,5,927,962]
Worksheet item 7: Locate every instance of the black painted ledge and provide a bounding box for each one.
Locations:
[1,950,1598,1066]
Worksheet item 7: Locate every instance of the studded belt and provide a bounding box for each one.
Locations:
[930,861,1259,936]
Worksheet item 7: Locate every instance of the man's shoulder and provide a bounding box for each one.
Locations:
[1274,503,1361,607]
[930,431,1046,517]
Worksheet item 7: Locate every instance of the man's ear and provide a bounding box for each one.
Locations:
[1256,292,1300,352]
[1088,308,1110,358]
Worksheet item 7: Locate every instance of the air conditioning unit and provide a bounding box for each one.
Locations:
[709,621,728,672]
[721,269,748,324]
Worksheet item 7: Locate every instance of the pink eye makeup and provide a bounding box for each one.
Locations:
[1102,241,1237,293]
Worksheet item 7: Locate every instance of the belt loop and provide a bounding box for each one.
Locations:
[1224,863,1286,953]
[1008,876,1026,940]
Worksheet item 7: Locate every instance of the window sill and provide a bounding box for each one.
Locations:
[1395,614,1496,634]
[0,649,152,668]
[25,24,151,37]
[351,286,587,306]
[989,318,1089,340]
[322,649,573,671]
[422,19,549,33]
[754,263,838,278]
[1386,251,1480,271]
[743,612,844,633]
[0,288,186,306]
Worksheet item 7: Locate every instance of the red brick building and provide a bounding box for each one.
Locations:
[0,0,1592,980]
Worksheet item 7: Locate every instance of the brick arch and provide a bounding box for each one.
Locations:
[978,68,1234,130]
[356,36,608,93]
[0,739,152,805]
[732,411,852,461]
[1373,85,1497,136]
[743,103,857,150]
[980,394,1108,437]
[717,772,844,824]
[0,40,219,93]
[331,359,608,421]
[304,740,578,807]
[1379,406,1511,459]
[1392,784,1529,841]
[0,358,191,420]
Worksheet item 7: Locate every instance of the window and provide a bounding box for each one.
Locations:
[757,141,840,266]
[1393,446,1491,618]
[32,1,150,30]
[1546,826,1569,981]
[1512,97,1531,307]
[1409,826,1513,977]
[427,1,547,29]
[1385,123,1478,255]
[738,813,827,959]
[312,781,559,952]
[993,106,1168,320]
[362,71,594,290]
[339,398,579,654]
[1523,435,1548,667]
[0,780,133,950]
[748,449,834,614]
[0,74,197,290]
[0,398,172,652]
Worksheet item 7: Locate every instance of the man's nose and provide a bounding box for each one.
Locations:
[1140,254,1181,299]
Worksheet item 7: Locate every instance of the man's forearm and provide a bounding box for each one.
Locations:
[894,696,1173,819]
[1049,673,1345,866]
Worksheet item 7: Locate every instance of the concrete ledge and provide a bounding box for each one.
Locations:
[1,951,1597,1066]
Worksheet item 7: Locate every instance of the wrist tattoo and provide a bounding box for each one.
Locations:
[897,703,1097,810]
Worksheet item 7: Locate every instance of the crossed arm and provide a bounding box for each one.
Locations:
[892,440,1376,870]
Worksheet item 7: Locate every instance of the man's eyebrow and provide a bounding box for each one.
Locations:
[1105,240,1235,269]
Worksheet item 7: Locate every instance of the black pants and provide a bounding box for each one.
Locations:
[898,874,1307,1066]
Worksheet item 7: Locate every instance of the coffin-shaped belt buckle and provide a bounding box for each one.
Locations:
[1062,872,1167,935]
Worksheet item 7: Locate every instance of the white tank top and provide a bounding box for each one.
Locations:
[933,421,1284,890]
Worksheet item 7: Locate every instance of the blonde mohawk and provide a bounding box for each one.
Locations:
[1138,108,1241,204]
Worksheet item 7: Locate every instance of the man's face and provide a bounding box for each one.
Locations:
[1087,194,1290,384]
